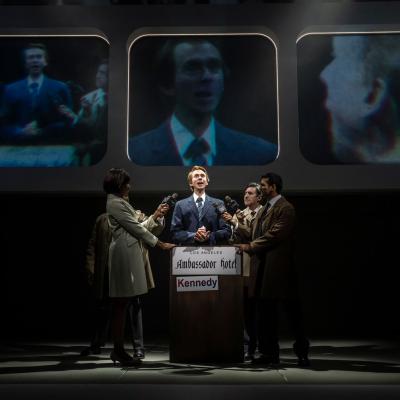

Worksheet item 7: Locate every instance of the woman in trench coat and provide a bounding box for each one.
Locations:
[103,168,175,366]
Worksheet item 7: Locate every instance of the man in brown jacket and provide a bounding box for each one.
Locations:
[236,172,310,367]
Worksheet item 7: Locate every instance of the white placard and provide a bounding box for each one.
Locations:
[176,276,219,292]
[172,246,241,276]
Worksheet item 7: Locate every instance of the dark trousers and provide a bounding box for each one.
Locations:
[90,297,111,348]
[127,296,144,351]
[89,296,144,350]
[257,298,309,358]
[243,288,257,354]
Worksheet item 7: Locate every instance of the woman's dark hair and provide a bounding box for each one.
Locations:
[103,168,130,195]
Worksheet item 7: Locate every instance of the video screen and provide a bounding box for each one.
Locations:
[128,34,278,166]
[0,36,109,167]
[298,33,400,165]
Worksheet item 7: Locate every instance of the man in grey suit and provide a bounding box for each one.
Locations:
[170,165,231,245]
[236,172,310,367]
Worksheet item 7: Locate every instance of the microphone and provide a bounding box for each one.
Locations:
[224,196,240,215]
[213,201,227,216]
[161,192,179,208]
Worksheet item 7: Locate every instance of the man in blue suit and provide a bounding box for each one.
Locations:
[171,165,231,245]
[129,38,277,166]
[1,43,72,143]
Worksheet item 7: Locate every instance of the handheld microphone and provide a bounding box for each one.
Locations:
[161,192,179,208]
[213,201,227,216]
[224,196,240,215]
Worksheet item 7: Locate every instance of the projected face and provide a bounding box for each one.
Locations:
[25,47,48,77]
[96,63,108,90]
[172,41,224,117]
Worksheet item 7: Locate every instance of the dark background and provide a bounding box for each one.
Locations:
[1,190,399,343]
[0,1,400,345]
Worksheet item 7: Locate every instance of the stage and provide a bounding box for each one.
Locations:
[1,339,399,399]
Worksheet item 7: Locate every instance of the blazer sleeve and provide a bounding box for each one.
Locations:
[249,203,295,253]
[140,214,165,237]
[108,199,158,248]
[170,201,196,245]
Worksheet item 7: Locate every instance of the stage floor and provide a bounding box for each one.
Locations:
[0,339,400,399]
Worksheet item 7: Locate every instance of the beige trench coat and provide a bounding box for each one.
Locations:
[106,194,159,298]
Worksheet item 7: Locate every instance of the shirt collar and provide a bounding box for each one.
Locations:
[170,114,216,166]
[268,194,281,208]
[193,192,206,203]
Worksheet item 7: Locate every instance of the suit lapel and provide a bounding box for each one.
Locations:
[152,123,183,165]
[201,195,212,218]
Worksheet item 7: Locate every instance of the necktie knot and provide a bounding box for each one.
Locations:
[30,82,39,94]
[184,137,210,166]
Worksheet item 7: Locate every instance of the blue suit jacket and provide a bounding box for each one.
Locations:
[170,194,232,245]
[0,76,72,142]
[129,121,278,166]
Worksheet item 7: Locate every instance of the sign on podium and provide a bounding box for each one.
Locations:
[170,246,243,363]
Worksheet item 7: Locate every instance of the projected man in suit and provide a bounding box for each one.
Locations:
[129,38,277,166]
[0,42,72,142]
[170,165,231,245]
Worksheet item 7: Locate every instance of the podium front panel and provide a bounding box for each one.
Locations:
[169,246,243,363]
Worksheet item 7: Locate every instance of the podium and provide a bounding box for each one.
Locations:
[169,246,243,363]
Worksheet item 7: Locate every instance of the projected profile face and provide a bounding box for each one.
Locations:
[298,33,400,164]
[320,36,371,133]
[172,41,224,117]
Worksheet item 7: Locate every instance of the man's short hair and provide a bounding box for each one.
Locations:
[23,42,49,62]
[155,37,225,90]
[187,165,209,187]
[103,168,130,195]
[245,182,262,196]
[260,172,283,194]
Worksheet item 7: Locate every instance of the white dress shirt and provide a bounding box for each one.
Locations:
[170,114,217,166]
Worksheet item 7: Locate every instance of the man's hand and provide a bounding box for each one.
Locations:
[80,96,93,117]
[58,104,76,121]
[236,210,245,224]
[194,225,210,242]
[222,211,233,224]
[22,121,41,136]
[234,243,251,253]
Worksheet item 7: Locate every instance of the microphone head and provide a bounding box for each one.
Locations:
[171,193,178,199]
[224,195,232,203]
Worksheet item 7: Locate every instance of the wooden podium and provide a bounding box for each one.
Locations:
[169,246,243,363]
